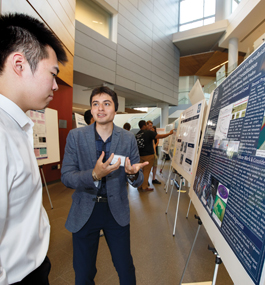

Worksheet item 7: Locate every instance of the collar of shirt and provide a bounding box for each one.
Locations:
[0,94,34,132]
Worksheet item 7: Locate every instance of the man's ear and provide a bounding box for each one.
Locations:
[12,53,26,76]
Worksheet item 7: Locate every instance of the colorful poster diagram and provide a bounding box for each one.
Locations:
[27,109,48,159]
[172,99,205,179]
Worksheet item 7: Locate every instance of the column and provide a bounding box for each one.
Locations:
[228,37,238,74]
[159,103,169,128]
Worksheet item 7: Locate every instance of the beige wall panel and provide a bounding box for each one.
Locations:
[59,0,76,24]
[2,0,41,19]
[46,0,75,38]
[58,49,74,87]
[65,0,76,14]
[27,0,75,55]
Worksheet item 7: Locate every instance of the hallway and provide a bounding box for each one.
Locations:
[43,162,233,285]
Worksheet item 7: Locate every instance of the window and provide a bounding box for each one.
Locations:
[232,0,241,13]
[76,0,112,39]
[178,0,216,32]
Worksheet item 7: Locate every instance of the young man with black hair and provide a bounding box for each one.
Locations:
[136,120,173,191]
[61,86,148,285]
[0,13,67,285]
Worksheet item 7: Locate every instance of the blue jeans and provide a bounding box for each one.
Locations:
[72,202,136,285]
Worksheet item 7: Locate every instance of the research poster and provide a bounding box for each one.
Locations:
[193,43,265,285]
[27,109,48,159]
[161,124,173,154]
[169,118,180,159]
[74,113,87,128]
[172,99,205,179]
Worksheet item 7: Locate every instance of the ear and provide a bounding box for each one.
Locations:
[11,53,26,76]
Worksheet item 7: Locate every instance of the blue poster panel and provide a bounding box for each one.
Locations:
[193,43,265,284]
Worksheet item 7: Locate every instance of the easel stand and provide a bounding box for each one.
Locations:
[40,165,53,209]
[186,198,192,218]
[179,215,202,285]
[208,246,222,285]
[159,153,167,174]
[164,165,173,193]
[165,169,184,236]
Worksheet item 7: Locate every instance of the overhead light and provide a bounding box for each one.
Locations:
[92,21,98,23]
[210,60,228,71]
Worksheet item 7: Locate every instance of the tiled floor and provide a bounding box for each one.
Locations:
[43,162,233,285]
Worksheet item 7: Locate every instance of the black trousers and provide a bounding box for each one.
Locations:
[11,256,51,285]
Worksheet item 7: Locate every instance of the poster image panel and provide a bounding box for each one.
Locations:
[169,118,180,159]
[27,109,48,160]
[161,124,173,154]
[171,99,206,183]
[192,42,265,285]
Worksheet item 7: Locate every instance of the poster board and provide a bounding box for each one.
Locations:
[191,42,265,285]
[74,112,87,128]
[161,124,173,154]
[169,118,180,159]
[31,108,60,166]
[189,79,205,105]
[156,128,165,147]
[171,99,206,184]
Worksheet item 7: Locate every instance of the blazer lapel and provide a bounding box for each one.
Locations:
[85,123,97,166]
[110,124,121,155]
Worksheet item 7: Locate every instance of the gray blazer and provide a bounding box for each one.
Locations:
[61,123,143,233]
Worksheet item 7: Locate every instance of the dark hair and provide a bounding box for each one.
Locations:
[0,13,67,74]
[90,86,119,111]
[153,126,157,132]
[123,122,131,131]
[138,120,146,129]
[84,109,93,125]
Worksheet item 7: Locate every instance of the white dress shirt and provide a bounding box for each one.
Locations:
[0,95,50,284]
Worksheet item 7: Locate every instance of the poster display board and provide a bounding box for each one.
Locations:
[74,113,87,128]
[192,43,265,285]
[171,99,206,183]
[156,128,165,147]
[169,118,180,159]
[161,124,173,154]
[27,109,48,160]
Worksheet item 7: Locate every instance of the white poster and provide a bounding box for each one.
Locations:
[169,118,180,159]
[172,99,205,179]
[75,113,87,128]
[161,124,173,154]
[27,109,48,159]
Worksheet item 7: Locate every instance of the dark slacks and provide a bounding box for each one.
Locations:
[11,256,51,285]
[72,202,136,285]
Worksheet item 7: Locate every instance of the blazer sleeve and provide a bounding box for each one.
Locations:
[61,131,97,191]
[127,135,144,187]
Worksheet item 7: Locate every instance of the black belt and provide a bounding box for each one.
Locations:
[93,196,108,203]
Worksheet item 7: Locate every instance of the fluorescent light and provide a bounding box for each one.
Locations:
[210,60,228,71]
[92,21,98,23]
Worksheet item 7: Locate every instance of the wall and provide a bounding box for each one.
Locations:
[74,0,180,106]
[42,83,73,183]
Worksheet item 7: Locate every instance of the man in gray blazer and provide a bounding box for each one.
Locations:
[61,86,148,285]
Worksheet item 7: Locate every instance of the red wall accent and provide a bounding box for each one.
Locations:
[41,83,73,183]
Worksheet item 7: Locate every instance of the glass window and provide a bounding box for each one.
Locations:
[180,0,203,24]
[76,0,112,39]
[179,0,216,31]
[180,20,203,32]
[232,0,241,13]
[204,0,215,17]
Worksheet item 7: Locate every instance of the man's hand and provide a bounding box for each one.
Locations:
[125,157,149,175]
[93,152,121,180]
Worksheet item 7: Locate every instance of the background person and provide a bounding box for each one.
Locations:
[0,13,67,285]
[136,120,173,191]
[123,122,131,131]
